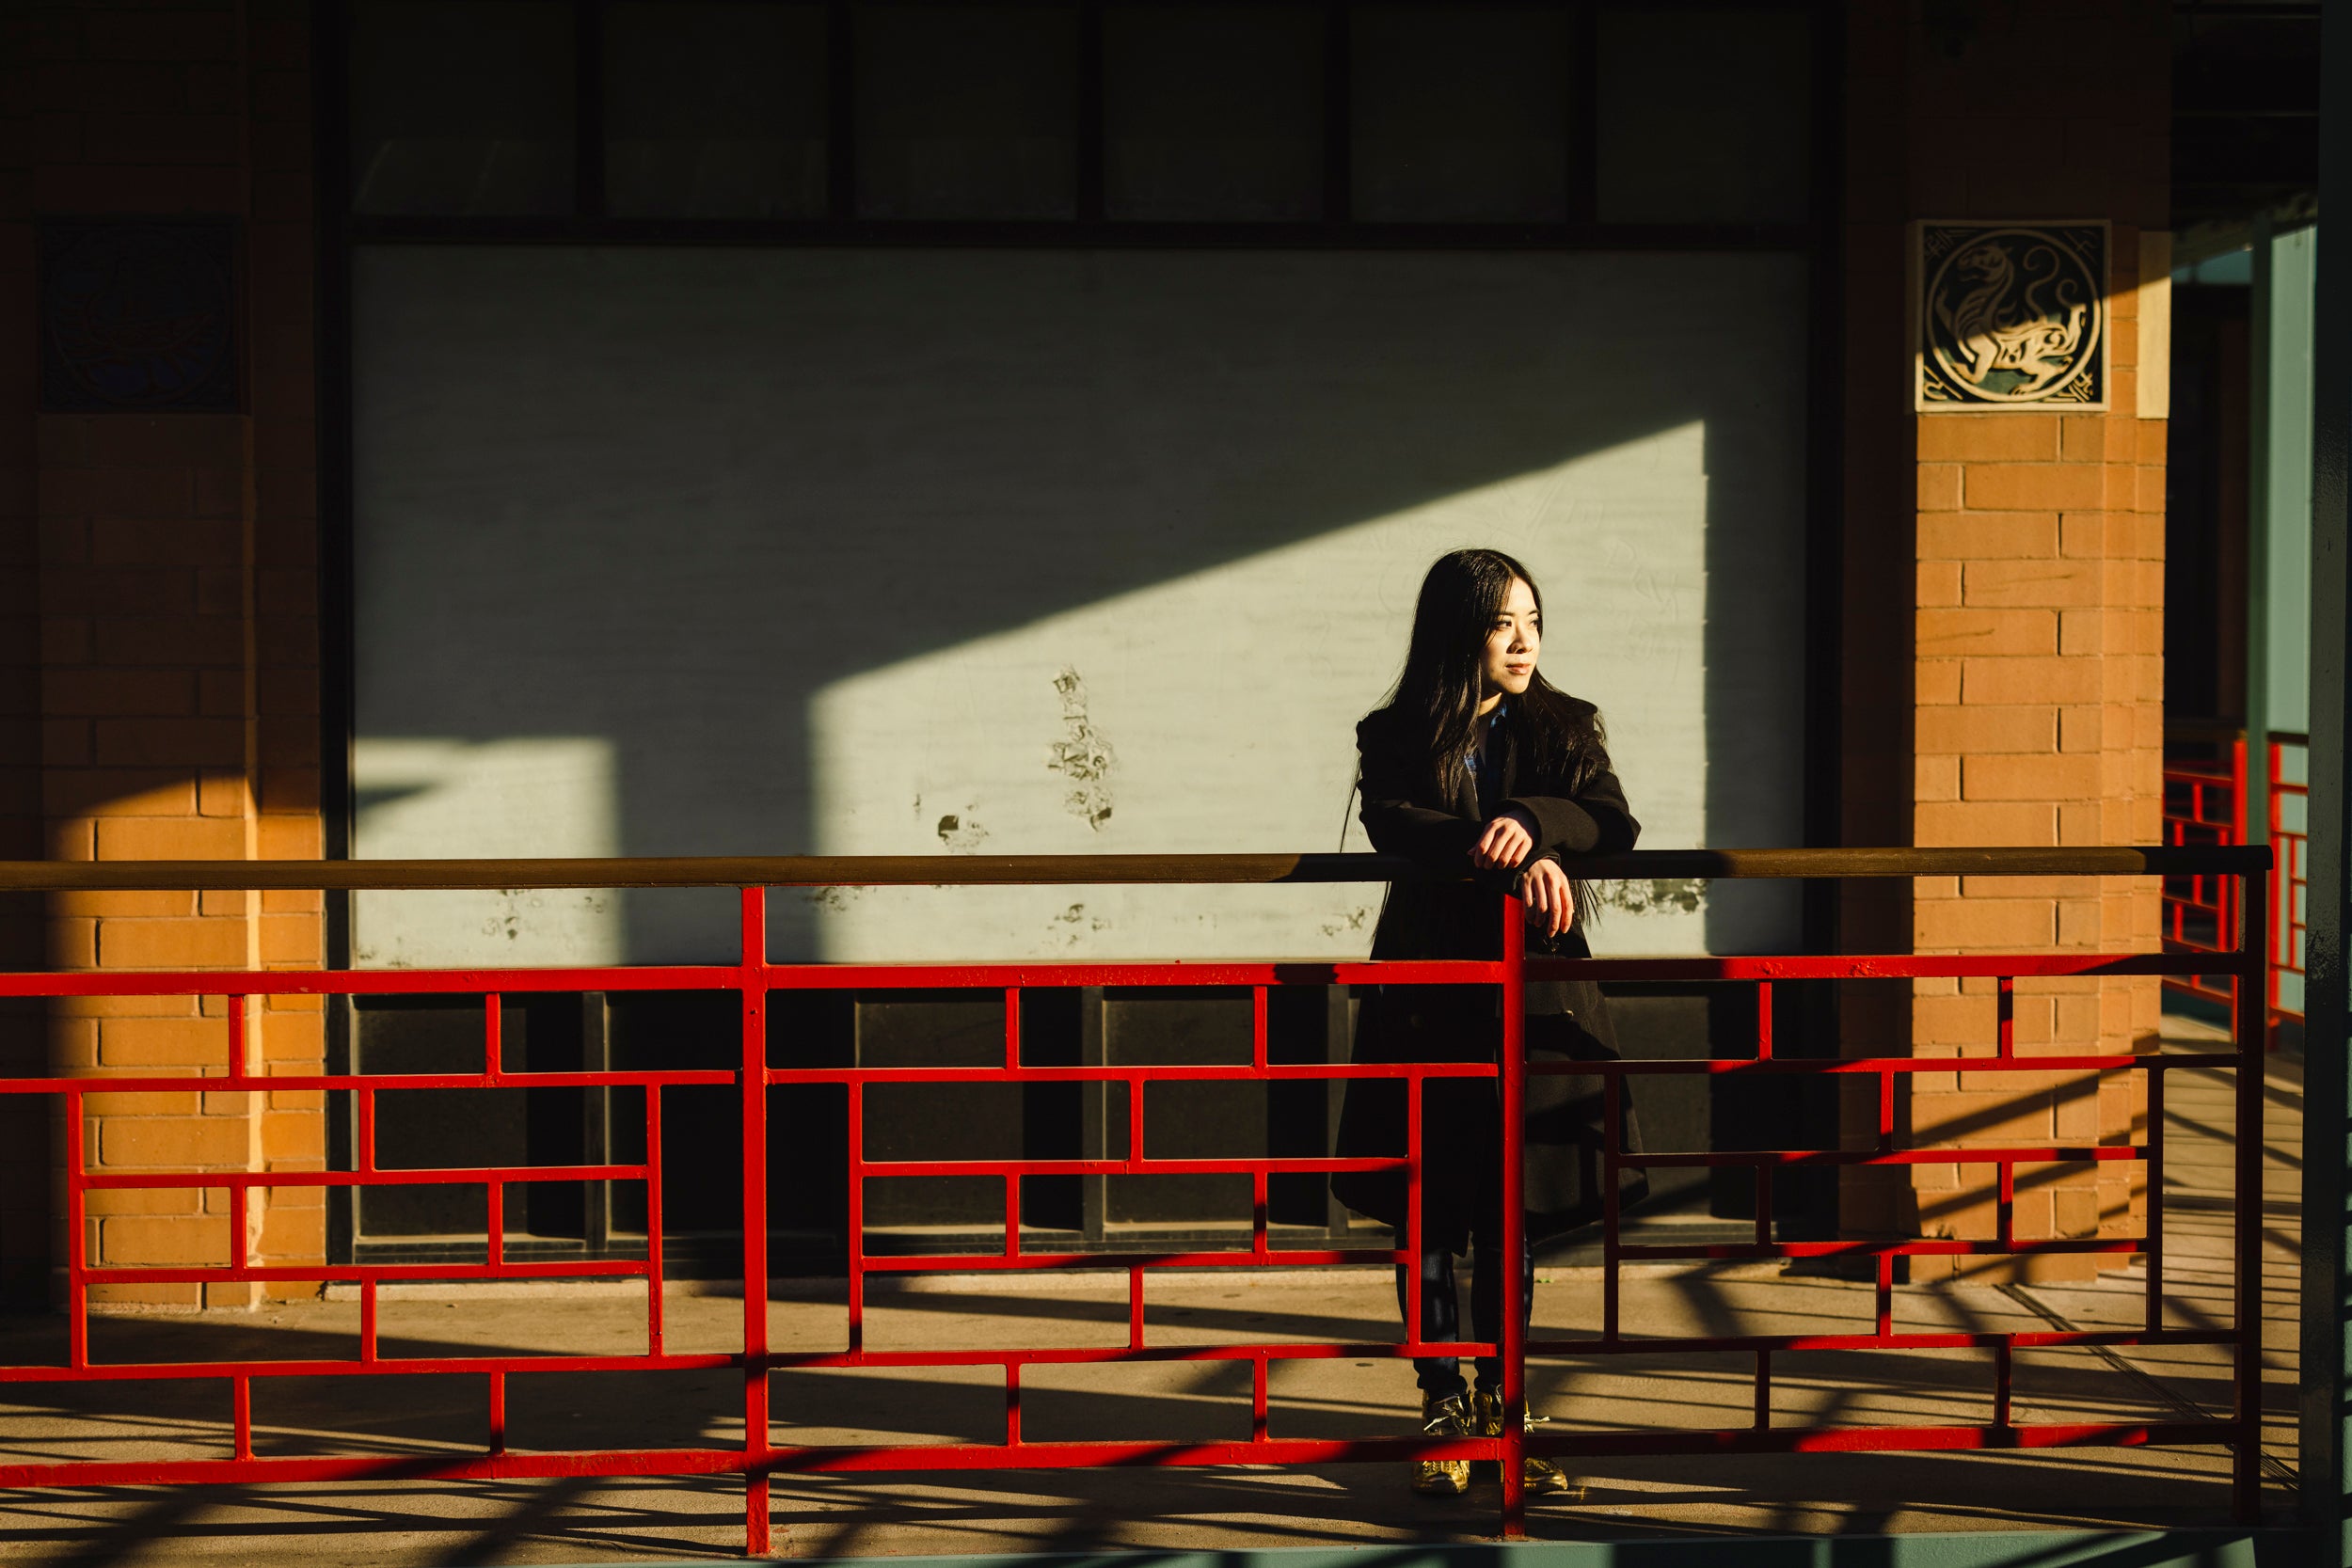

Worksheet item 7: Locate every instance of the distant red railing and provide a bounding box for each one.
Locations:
[2265,733,2309,1025]
[0,846,2272,1551]
[2161,730,2308,1037]
[2160,735,2247,1014]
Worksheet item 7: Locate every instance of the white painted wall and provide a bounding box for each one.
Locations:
[352,246,1809,965]
[350,737,623,967]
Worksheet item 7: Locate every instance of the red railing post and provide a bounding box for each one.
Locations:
[739,887,772,1557]
[64,1085,86,1370]
[646,1085,667,1357]
[2270,740,2285,1023]
[1498,894,1527,1538]
[1403,1061,1422,1354]
[2233,736,2249,846]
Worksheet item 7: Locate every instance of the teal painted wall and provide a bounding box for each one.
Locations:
[2261,224,2316,739]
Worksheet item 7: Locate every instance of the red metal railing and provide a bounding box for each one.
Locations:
[2160,735,2246,1013]
[0,847,2270,1550]
[2161,732,2308,1034]
[2265,733,2309,1024]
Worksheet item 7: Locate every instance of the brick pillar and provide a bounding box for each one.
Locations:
[1898,4,2170,1281]
[19,0,323,1310]
[0,15,48,1308]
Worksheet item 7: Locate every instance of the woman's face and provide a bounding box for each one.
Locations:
[1483,577,1540,698]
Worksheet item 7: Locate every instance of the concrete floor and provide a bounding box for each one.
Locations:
[0,1022,2303,1564]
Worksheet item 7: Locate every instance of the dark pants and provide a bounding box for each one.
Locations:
[1393,1218,1534,1401]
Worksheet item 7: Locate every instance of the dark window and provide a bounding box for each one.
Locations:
[343,0,1826,241]
[1351,6,1573,223]
[350,0,576,217]
[855,5,1081,220]
[603,2,829,219]
[1104,5,1325,223]
[1595,7,1813,225]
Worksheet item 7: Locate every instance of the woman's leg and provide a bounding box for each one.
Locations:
[1395,1227,1475,1496]
[1465,1216,1577,1496]
[1466,1211,1534,1397]
[1392,1227,1470,1401]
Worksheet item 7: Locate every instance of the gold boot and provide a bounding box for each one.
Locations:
[1473,1389,1582,1498]
[1411,1391,1472,1496]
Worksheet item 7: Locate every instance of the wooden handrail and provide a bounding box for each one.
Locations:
[2163,717,2248,745]
[0,845,2270,893]
[2162,721,2311,749]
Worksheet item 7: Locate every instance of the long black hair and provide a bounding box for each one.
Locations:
[1388,548,1605,797]
[1377,547,1612,926]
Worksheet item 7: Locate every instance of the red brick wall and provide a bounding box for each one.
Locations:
[4,0,322,1308]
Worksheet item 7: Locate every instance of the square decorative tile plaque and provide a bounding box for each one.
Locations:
[1915,219,2108,411]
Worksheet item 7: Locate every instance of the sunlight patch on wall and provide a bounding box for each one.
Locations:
[352,737,622,968]
[812,420,1792,960]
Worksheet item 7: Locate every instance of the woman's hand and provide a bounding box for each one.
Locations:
[1515,859,1575,940]
[1470,813,1534,870]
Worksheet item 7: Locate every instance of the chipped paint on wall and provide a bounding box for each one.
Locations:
[935,812,989,851]
[810,416,1799,960]
[1046,668,1116,831]
[1594,878,1708,917]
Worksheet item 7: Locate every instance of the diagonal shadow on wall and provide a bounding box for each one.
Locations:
[346,245,1814,965]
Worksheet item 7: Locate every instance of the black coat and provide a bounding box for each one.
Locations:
[1329,699,1648,1248]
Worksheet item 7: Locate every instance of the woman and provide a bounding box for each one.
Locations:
[1330,547,1645,1499]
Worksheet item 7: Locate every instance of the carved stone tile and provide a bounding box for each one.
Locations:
[38,219,240,413]
[1915,220,2107,412]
